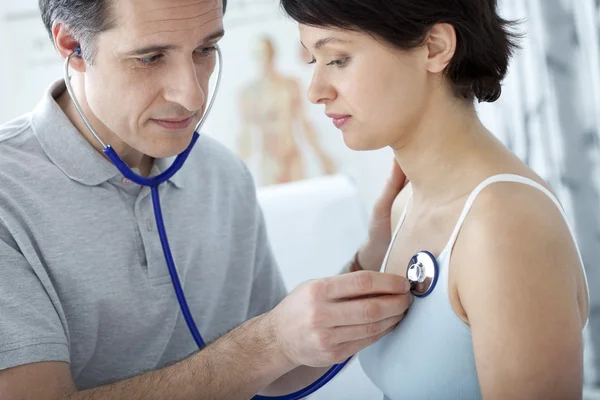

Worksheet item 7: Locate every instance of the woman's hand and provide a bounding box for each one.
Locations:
[357,160,407,271]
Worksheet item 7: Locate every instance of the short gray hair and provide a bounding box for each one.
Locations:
[39,0,117,64]
[39,0,228,64]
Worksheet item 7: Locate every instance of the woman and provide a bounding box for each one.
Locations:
[280,0,590,399]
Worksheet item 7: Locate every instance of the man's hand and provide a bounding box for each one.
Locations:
[358,159,407,271]
[267,271,413,368]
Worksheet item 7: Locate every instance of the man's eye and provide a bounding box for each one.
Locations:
[196,46,218,56]
[138,54,163,65]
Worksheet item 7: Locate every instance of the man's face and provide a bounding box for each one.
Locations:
[83,0,224,158]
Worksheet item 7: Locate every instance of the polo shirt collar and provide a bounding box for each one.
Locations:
[31,80,185,188]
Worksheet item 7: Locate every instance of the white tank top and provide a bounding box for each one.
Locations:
[358,174,589,400]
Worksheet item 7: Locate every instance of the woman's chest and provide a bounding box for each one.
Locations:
[383,209,456,276]
[382,208,469,324]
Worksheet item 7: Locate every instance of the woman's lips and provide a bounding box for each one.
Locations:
[326,113,352,129]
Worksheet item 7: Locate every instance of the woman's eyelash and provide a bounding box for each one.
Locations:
[307,58,350,67]
[328,58,349,67]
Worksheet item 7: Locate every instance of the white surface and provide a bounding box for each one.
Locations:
[257,174,383,399]
[257,173,368,289]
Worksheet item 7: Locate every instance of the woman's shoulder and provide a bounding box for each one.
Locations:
[453,172,589,327]
[450,173,589,398]
[467,172,562,230]
[459,172,575,262]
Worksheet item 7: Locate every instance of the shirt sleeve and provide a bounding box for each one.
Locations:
[0,223,69,371]
[236,163,288,320]
[246,204,289,320]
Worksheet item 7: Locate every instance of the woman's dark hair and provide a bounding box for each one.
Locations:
[280,0,520,103]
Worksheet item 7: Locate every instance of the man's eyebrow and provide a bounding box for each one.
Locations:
[123,29,225,56]
[123,44,178,57]
[202,28,225,44]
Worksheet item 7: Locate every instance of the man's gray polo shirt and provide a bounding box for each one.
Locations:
[0,80,287,389]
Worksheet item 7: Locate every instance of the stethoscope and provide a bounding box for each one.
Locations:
[64,45,353,399]
[405,251,439,298]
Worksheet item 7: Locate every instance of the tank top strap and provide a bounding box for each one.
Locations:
[440,174,562,256]
[439,173,589,327]
[379,192,412,273]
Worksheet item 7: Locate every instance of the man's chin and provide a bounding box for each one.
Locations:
[144,133,196,159]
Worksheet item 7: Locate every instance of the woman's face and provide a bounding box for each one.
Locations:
[299,25,432,151]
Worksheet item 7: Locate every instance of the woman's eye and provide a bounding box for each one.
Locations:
[327,58,349,67]
[308,58,349,67]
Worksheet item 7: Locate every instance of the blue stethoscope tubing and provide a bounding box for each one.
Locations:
[65,45,349,399]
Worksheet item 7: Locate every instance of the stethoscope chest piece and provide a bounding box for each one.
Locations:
[406,251,439,297]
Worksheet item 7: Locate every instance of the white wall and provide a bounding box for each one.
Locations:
[0,0,63,124]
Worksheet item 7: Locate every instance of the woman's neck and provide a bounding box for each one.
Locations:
[392,95,497,207]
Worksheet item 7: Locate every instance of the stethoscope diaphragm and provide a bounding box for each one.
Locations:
[406,251,439,297]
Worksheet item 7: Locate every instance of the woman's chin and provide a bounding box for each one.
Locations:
[342,134,383,152]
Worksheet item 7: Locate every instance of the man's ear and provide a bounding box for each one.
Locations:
[53,22,86,72]
[424,23,456,74]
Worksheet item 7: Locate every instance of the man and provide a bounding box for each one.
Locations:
[0,0,413,398]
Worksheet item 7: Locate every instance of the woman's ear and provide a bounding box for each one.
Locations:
[425,23,456,74]
[53,22,86,73]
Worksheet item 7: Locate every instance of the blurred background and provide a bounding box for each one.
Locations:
[1,0,599,398]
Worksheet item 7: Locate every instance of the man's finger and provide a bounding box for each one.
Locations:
[323,271,411,300]
[330,315,403,343]
[324,293,413,327]
[336,323,397,357]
